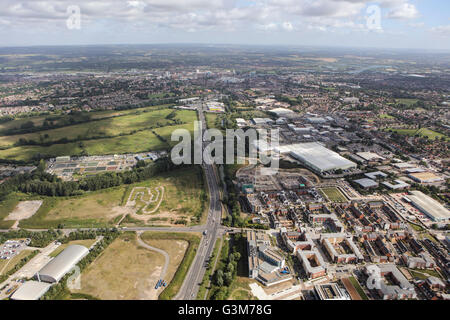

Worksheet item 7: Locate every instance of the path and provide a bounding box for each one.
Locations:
[136,232,170,285]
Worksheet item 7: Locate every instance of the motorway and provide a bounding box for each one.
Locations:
[174,105,224,300]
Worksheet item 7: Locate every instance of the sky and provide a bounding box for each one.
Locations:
[0,0,449,50]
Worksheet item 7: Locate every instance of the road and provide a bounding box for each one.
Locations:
[174,105,223,300]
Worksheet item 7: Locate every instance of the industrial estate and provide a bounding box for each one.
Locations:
[0,35,449,303]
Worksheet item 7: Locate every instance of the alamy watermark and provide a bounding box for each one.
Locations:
[170,121,280,173]
[66,5,81,30]
[366,4,382,31]
[66,265,81,290]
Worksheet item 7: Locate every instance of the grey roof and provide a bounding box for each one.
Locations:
[354,178,378,188]
[10,281,52,300]
[365,171,388,180]
[408,191,450,222]
[382,179,410,189]
[37,244,89,283]
[276,142,357,173]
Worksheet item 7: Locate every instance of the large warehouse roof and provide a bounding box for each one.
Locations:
[277,143,356,173]
[408,191,450,222]
[37,244,89,283]
[10,281,52,300]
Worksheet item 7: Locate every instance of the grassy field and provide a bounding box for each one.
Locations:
[0,249,33,276]
[121,166,207,226]
[395,98,418,106]
[386,127,449,141]
[72,233,164,300]
[0,108,197,161]
[320,187,347,202]
[140,232,201,300]
[228,277,257,300]
[49,239,97,258]
[408,268,442,280]
[0,196,20,229]
[20,187,125,229]
[205,113,219,129]
[18,167,206,229]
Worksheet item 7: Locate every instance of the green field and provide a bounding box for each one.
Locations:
[320,187,347,202]
[205,113,219,129]
[348,276,369,300]
[395,98,418,106]
[0,108,198,161]
[0,249,33,276]
[387,127,449,141]
[0,196,20,229]
[16,166,206,229]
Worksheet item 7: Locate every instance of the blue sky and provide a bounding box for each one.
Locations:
[0,0,448,50]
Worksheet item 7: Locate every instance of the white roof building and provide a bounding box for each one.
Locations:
[10,281,52,300]
[36,244,89,283]
[407,191,450,222]
[276,142,357,174]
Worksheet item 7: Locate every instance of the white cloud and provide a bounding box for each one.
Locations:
[430,25,450,36]
[386,3,419,20]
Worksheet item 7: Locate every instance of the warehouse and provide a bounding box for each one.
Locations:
[36,244,89,283]
[10,281,52,300]
[382,180,410,190]
[269,107,294,117]
[407,191,450,222]
[408,171,444,184]
[276,143,357,174]
[354,178,378,189]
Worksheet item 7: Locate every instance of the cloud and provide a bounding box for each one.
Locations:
[430,25,450,37]
[386,3,419,20]
[0,0,426,40]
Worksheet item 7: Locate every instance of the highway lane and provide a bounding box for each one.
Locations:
[174,106,224,300]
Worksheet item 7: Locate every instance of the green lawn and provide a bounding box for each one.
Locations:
[320,187,347,202]
[395,98,418,106]
[386,127,449,141]
[348,276,369,300]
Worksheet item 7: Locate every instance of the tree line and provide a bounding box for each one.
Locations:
[0,157,191,199]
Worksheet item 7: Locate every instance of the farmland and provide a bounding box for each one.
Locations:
[0,106,198,162]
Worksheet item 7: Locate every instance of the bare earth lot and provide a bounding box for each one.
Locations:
[73,233,187,300]
[5,200,43,229]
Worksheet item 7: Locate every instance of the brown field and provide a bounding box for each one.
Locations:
[5,200,42,221]
[72,233,187,300]
[341,278,362,300]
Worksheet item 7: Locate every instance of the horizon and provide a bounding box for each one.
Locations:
[1,42,449,54]
[0,0,449,50]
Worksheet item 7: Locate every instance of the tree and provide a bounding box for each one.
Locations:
[224,272,233,286]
